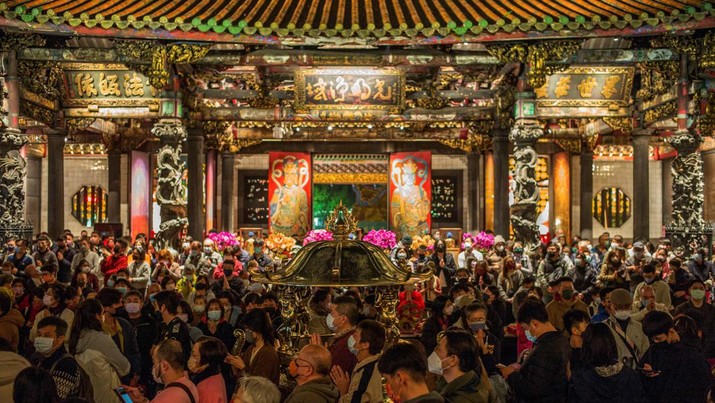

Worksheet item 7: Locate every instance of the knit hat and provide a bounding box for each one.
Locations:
[494,235,506,245]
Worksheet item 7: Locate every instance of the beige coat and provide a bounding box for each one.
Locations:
[340,354,384,403]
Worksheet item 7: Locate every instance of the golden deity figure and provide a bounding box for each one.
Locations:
[391,157,430,237]
[270,157,310,236]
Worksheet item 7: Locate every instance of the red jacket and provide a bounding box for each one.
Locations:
[101,254,127,285]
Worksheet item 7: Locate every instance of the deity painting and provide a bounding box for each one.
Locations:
[390,152,431,238]
[268,153,311,237]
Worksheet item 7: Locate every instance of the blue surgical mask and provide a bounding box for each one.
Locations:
[207,310,222,321]
[245,330,255,344]
[525,329,538,343]
[469,321,487,332]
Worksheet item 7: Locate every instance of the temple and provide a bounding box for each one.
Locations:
[0,0,713,252]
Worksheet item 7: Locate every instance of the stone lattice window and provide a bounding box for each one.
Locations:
[71,185,108,227]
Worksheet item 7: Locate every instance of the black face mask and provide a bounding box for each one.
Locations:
[435,246,445,253]
[223,269,233,277]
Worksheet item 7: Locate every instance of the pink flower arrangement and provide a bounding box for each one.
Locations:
[362,229,397,249]
[207,231,239,251]
[474,231,495,252]
[302,229,334,245]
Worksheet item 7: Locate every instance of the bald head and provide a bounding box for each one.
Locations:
[640,285,655,301]
[299,344,331,376]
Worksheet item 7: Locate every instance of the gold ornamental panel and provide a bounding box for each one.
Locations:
[295,68,405,115]
[534,66,635,115]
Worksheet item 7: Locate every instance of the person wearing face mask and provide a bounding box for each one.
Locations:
[176,264,197,300]
[667,258,693,307]
[687,250,715,283]
[31,316,83,399]
[71,260,100,295]
[431,240,457,290]
[5,239,36,282]
[153,291,192,365]
[285,344,340,403]
[639,311,712,403]
[624,242,652,293]
[310,295,359,375]
[33,236,58,275]
[562,309,590,371]
[328,319,386,403]
[471,259,495,293]
[460,302,505,400]
[603,288,649,369]
[378,341,444,403]
[630,284,670,323]
[390,235,413,265]
[226,309,280,387]
[598,249,628,290]
[97,288,142,384]
[546,277,590,336]
[124,290,160,394]
[188,336,227,403]
[123,339,200,403]
[511,242,534,275]
[202,239,224,269]
[69,299,131,403]
[500,298,570,403]
[566,252,598,304]
[197,299,235,356]
[632,264,672,311]
[498,256,524,303]
[70,239,100,275]
[308,289,333,335]
[675,279,715,358]
[536,242,575,300]
[430,329,490,402]
[101,239,129,287]
[486,235,508,273]
[421,296,455,354]
[250,239,272,270]
[30,284,74,343]
[127,250,151,295]
[458,236,484,271]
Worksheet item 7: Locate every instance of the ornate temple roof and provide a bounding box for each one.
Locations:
[1,0,713,40]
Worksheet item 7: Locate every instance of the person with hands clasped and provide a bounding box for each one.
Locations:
[430,329,490,402]
[224,308,280,386]
[329,319,386,403]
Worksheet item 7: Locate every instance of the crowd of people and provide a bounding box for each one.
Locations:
[0,228,713,402]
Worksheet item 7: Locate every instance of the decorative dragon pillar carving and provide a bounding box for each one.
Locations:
[0,127,29,232]
[508,124,543,255]
[151,119,188,250]
[666,129,712,256]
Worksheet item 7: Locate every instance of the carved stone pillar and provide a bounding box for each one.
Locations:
[187,129,205,241]
[24,146,42,232]
[509,123,543,254]
[0,127,32,240]
[492,129,510,236]
[632,129,651,240]
[107,149,121,223]
[151,119,188,250]
[46,131,65,238]
[666,129,712,255]
[580,141,594,241]
[220,152,235,232]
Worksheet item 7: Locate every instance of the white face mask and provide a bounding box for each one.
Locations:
[326,312,340,331]
[34,336,55,353]
[427,351,448,376]
[125,302,141,314]
[614,310,631,321]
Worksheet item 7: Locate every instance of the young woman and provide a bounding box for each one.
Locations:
[197,298,236,350]
[226,309,280,386]
[420,295,454,355]
[30,284,74,343]
[69,299,130,403]
[189,336,228,403]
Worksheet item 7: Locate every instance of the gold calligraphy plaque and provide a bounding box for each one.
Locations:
[295,68,404,114]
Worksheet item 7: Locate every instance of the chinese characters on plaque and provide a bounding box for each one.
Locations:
[295,68,404,114]
[66,67,156,99]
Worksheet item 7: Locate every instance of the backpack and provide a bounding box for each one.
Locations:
[51,353,95,402]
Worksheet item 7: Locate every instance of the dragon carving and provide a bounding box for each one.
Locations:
[509,124,543,255]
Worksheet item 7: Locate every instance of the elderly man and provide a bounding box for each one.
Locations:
[632,264,672,310]
[603,288,649,368]
[285,344,339,403]
[631,284,670,322]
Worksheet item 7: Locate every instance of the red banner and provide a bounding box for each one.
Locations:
[389,152,431,238]
[268,152,312,236]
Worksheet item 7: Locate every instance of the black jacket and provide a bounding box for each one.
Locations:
[639,341,712,403]
[431,252,457,288]
[507,330,570,403]
[569,365,645,402]
[675,301,715,358]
